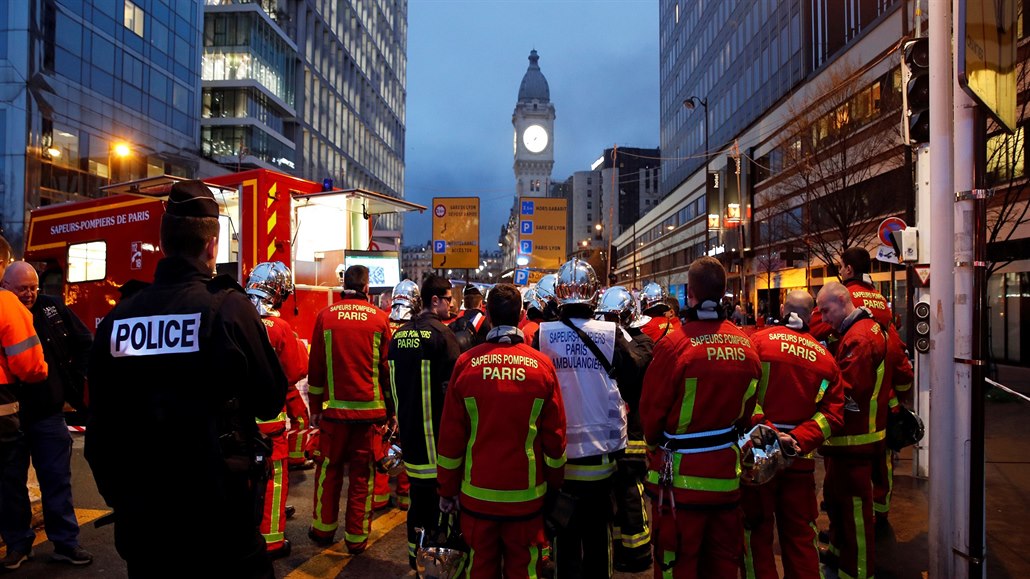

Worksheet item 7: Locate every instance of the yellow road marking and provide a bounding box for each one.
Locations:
[25,508,111,549]
[285,508,407,578]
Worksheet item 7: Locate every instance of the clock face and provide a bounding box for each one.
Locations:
[522,124,548,153]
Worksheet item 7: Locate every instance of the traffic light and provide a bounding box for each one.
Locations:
[913,298,930,353]
[902,37,930,144]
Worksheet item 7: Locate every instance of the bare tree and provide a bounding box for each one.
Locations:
[768,60,907,269]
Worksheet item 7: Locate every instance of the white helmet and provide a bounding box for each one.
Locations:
[245,261,294,316]
[639,282,669,314]
[595,286,640,326]
[554,259,599,307]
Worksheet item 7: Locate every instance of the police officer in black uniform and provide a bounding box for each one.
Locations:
[85,180,287,578]
[387,274,461,570]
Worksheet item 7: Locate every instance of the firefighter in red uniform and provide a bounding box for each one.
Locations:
[640,257,762,579]
[815,282,888,579]
[372,279,419,512]
[809,247,913,527]
[307,265,392,553]
[245,261,309,559]
[637,282,679,343]
[437,283,566,578]
[742,290,846,579]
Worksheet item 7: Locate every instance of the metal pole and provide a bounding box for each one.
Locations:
[968,108,988,579]
[929,1,958,576]
[704,101,710,252]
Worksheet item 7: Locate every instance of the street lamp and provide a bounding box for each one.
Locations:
[109,141,132,184]
[684,96,710,249]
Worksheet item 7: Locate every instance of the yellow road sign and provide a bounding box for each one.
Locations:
[432,197,479,269]
[518,197,567,271]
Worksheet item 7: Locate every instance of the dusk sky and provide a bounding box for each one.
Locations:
[403,0,659,249]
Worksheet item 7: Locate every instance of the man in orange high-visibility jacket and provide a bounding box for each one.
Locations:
[437,284,566,578]
[245,261,309,559]
[742,290,845,579]
[640,257,762,579]
[809,247,913,526]
[0,234,48,448]
[816,282,888,579]
[307,265,392,554]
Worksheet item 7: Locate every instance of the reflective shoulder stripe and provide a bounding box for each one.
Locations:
[464,397,480,482]
[869,361,885,433]
[437,454,462,470]
[824,430,885,447]
[4,334,40,357]
[461,480,546,503]
[757,362,771,406]
[815,378,830,404]
[675,377,698,434]
[371,332,382,401]
[812,412,832,440]
[323,329,334,399]
[738,378,758,420]
[421,360,437,465]
[544,453,567,469]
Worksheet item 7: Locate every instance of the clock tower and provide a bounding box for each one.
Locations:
[513,49,555,198]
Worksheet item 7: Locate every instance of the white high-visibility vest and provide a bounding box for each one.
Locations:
[538,318,628,459]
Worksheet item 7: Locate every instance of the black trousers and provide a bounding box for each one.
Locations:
[553,477,615,579]
[406,482,442,570]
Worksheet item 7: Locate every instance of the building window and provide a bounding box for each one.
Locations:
[67,241,106,283]
[123,0,144,37]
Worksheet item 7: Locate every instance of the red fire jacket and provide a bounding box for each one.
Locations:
[640,318,762,506]
[639,315,679,344]
[749,325,845,456]
[437,340,566,518]
[821,311,888,456]
[308,296,392,422]
[258,315,309,429]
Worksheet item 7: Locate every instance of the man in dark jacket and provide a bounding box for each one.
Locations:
[387,274,461,570]
[85,180,287,578]
[0,261,91,569]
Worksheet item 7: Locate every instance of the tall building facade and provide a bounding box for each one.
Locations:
[0,0,205,252]
[202,0,407,238]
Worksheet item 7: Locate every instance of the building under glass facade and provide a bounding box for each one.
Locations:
[0,0,204,252]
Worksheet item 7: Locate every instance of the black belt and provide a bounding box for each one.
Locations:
[660,427,738,452]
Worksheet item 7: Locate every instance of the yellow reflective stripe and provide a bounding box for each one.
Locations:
[323,329,334,400]
[662,550,676,579]
[544,453,567,469]
[312,454,333,531]
[869,360,885,433]
[853,496,870,578]
[307,384,324,395]
[752,402,764,417]
[437,454,462,471]
[888,394,899,409]
[408,541,417,558]
[896,381,913,392]
[813,412,832,440]
[815,378,830,403]
[744,528,756,579]
[388,360,399,414]
[421,360,437,466]
[256,410,288,424]
[824,430,885,447]
[371,332,382,402]
[324,399,386,410]
[875,448,894,514]
[528,543,540,579]
[565,461,616,481]
[621,528,651,549]
[461,480,547,502]
[464,397,479,482]
[675,377,697,434]
[626,439,648,455]
[757,362,771,406]
[645,453,740,492]
[738,378,759,420]
[525,398,544,489]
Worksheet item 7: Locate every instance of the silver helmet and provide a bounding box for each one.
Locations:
[639,282,670,314]
[554,259,599,307]
[245,261,294,316]
[535,273,558,305]
[391,279,422,313]
[376,428,405,477]
[738,424,793,485]
[595,286,640,326]
[523,287,546,314]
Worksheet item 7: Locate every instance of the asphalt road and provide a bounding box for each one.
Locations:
[4,391,1029,578]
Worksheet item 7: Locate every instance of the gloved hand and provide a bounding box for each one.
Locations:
[439,495,460,513]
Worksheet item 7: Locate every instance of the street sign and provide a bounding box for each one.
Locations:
[513,269,529,285]
[876,245,900,264]
[518,197,567,270]
[432,197,479,269]
[878,217,907,246]
[913,264,931,286]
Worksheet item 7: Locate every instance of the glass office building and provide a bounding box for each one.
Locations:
[0,0,203,252]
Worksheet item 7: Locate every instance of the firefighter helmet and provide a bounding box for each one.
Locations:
[886,405,925,451]
[595,286,640,326]
[738,424,792,485]
[554,259,599,307]
[639,282,670,314]
[415,513,468,578]
[391,279,422,313]
[535,274,558,304]
[376,427,405,477]
[245,261,294,315]
[523,287,546,314]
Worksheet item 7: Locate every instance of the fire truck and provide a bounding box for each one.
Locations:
[23,169,425,340]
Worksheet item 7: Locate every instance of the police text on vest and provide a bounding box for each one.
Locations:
[111,313,201,357]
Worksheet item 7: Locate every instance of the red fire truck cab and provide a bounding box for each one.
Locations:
[24,169,425,341]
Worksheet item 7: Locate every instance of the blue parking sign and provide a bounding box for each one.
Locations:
[433,240,446,253]
[520,220,534,234]
[521,201,535,215]
[514,269,529,285]
[520,240,533,254]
